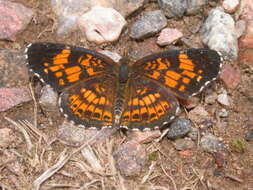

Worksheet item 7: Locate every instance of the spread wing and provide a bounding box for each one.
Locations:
[120,77,179,131]
[59,75,117,129]
[132,49,222,99]
[25,42,117,92]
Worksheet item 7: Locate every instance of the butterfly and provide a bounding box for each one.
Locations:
[25,42,222,131]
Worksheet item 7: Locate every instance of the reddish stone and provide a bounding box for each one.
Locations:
[237,0,253,20]
[239,20,253,49]
[157,28,183,46]
[113,140,146,176]
[213,151,227,168]
[0,1,33,40]
[0,87,31,112]
[222,0,239,14]
[220,64,241,90]
[238,19,253,66]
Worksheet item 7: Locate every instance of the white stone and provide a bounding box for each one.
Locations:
[78,6,127,44]
[217,93,230,106]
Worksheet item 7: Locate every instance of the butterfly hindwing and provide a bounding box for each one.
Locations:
[59,75,117,129]
[25,42,116,92]
[132,49,222,99]
[120,77,179,130]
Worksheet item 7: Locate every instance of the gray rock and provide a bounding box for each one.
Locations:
[200,133,225,153]
[130,10,167,40]
[39,85,58,111]
[167,119,193,139]
[174,138,195,150]
[186,0,207,15]
[158,0,187,18]
[201,7,238,60]
[245,129,253,141]
[50,0,91,37]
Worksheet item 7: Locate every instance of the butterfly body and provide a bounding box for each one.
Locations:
[25,42,222,131]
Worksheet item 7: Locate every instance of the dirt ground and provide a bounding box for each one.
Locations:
[0,0,253,190]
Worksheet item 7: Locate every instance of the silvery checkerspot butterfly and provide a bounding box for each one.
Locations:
[25,43,222,131]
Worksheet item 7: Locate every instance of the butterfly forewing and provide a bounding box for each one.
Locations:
[26,42,116,92]
[132,49,222,99]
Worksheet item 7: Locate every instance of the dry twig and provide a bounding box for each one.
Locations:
[4,116,33,155]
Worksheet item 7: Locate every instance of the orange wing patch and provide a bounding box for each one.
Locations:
[68,87,113,123]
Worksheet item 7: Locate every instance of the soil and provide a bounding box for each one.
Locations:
[0,0,253,190]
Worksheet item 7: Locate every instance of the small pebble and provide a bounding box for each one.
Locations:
[130,10,167,40]
[220,64,241,90]
[113,140,146,176]
[167,119,193,139]
[183,96,200,109]
[205,92,218,105]
[245,129,253,141]
[39,85,58,111]
[188,106,210,124]
[217,93,230,106]
[218,108,229,118]
[222,0,239,13]
[200,133,225,153]
[174,138,195,151]
[157,28,183,46]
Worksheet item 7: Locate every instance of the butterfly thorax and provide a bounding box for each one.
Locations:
[113,59,131,125]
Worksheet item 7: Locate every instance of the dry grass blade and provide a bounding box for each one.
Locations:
[33,130,107,189]
[161,164,178,190]
[81,145,103,172]
[152,186,170,190]
[0,183,14,190]
[117,173,127,190]
[78,179,101,190]
[155,128,170,142]
[4,116,33,155]
[44,183,81,189]
[141,161,156,184]
[29,82,38,128]
[33,149,71,190]
[20,119,49,143]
